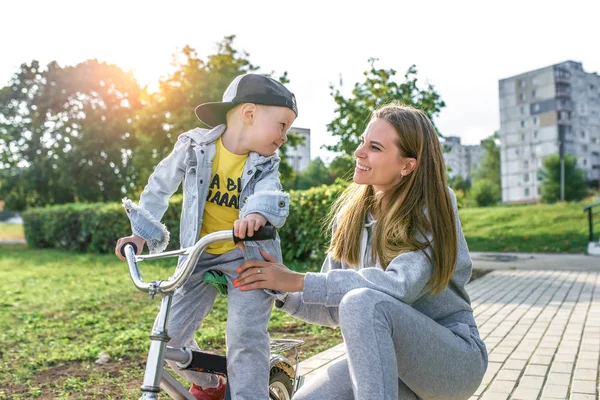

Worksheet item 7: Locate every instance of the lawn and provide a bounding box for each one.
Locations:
[0,222,24,241]
[459,201,594,253]
[0,245,341,399]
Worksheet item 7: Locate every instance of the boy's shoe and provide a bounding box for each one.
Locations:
[189,376,226,400]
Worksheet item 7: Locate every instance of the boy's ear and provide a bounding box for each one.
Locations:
[240,103,258,125]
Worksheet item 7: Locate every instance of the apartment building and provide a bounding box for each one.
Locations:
[284,127,311,172]
[498,61,600,202]
[443,136,485,181]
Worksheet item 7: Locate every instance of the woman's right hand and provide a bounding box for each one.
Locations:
[115,235,145,261]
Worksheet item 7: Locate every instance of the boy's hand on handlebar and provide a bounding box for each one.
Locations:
[115,235,145,261]
[234,213,267,240]
[235,250,305,293]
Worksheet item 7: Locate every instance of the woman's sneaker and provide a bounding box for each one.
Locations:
[189,376,226,400]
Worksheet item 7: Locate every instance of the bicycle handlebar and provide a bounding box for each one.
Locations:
[121,224,276,294]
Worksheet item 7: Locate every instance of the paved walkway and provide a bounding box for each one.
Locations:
[297,263,600,399]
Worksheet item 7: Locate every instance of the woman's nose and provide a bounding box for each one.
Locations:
[354,145,365,158]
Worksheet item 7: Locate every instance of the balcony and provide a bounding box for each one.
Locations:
[556,99,573,111]
[554,67,571,84]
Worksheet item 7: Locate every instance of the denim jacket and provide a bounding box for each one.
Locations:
[122,124,290,255]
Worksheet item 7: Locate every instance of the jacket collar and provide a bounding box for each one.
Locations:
[179,125,281,167]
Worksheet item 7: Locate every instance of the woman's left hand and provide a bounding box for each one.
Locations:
[235,250,305,293]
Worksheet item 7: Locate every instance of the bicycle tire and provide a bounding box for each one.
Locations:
[269,367,293,400]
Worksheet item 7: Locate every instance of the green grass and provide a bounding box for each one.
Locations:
[0,223,24,241]
[0,245,341,399]
[459,201,594,253]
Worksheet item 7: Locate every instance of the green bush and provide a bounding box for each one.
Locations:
[279,183,346,261]
[22,185,347,263]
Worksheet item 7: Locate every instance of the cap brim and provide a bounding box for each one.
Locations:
[194,102,236,128]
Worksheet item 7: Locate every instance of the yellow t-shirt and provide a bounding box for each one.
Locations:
[200,137,248,254]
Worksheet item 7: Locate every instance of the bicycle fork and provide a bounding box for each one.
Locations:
[139,294,196,400]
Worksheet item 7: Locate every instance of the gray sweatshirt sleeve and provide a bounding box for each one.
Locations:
[302,247,434,307]
[276,255,342,327]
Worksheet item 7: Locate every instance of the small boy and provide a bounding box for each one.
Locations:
[115,73,297,400]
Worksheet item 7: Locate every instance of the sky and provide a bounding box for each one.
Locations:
[2,0,599,163]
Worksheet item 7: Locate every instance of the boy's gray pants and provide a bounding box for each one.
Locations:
[293,288,488,400]
[158,245,275,400]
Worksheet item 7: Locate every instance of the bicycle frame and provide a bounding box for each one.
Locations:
[122,229,304,400]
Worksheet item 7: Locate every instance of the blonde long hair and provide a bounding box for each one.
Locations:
[327,104,457,294]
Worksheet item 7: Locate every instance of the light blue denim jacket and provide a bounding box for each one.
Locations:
[122,124,289,257]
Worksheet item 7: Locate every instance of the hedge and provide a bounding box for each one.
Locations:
[21,184,348,263]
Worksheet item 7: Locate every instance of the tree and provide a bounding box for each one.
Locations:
[292,157,336,190]
[0,60,141,210]
[469,132,501,206]
[473,132,501,186]
[325,59,446,178]
[539,153,587,203]
[470,179,501,207]
[447,174,471,193]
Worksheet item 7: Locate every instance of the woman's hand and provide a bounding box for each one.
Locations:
[235,250,305,293]
[114,235,145,261]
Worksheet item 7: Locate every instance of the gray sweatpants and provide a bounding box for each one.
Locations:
[159,244,276,400]
[294,288,487,400]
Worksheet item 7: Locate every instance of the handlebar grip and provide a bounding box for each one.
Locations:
[233,224,276,244]
[120,242,139,258]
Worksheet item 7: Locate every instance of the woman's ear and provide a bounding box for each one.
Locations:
[401,158,417,176]
[241,103,257,125]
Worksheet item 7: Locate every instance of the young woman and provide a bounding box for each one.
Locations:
[235,104,488,399]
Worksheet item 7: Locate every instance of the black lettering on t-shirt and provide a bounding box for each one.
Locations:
[227,178,237,192]
[209,191,221,204]
[218,193,229,207]
[210,174,220,189]
[205,174,241,209]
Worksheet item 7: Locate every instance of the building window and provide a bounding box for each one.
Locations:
[524,160,529,168]
[525,188,530,196]
[520,93,527,101]
[583,145,588,152]
[534,131,538,139]
[532,90,536,98]
[583,159,588,166]
[532,76,538,85]
[537,187,541,195]
[521,120,526,128]
[537,171,543,181]
[533,116,539,126]
[520,106,525,115]
[519,79,526,88]
[581,130,586,138]
[524,173,529,182]
[533,104,540,112]
[521,134,526,141]
[516,148,520,155]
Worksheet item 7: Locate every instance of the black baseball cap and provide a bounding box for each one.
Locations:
[194,73,298,128]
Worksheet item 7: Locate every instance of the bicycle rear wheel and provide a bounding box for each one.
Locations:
[269,367,293,400]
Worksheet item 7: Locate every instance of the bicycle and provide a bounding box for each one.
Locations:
[119,225,304,400]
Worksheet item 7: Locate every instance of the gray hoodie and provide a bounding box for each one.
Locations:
[278,189,485,352]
